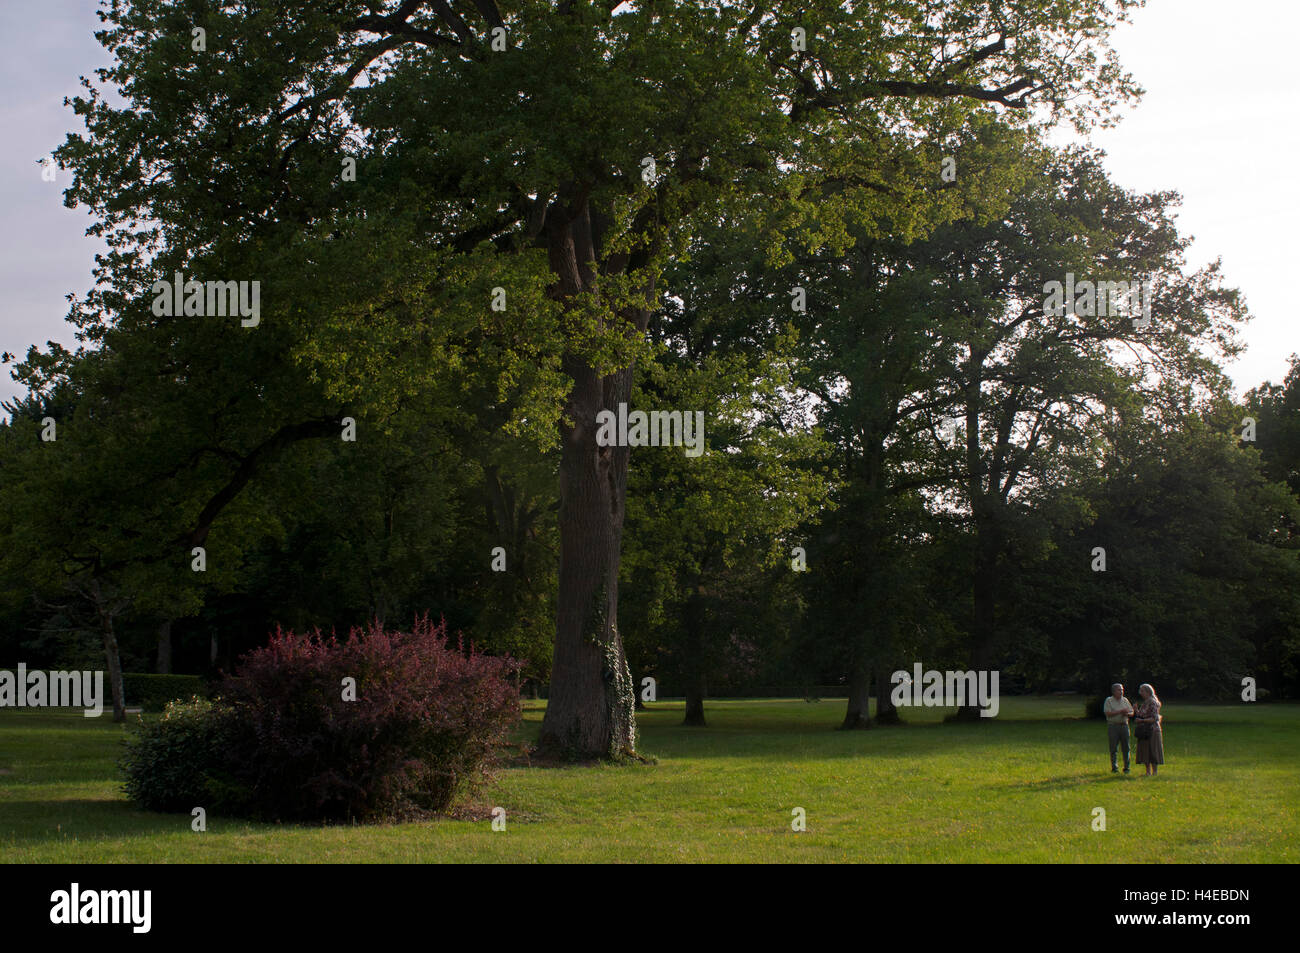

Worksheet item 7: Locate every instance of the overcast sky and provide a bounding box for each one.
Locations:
[2,0,1296,409]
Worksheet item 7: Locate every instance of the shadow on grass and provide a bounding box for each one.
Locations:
[992,771,1137,792]
[0,798,199,845]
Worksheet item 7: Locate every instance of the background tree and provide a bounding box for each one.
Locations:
[1246,356,1300,498]
[1010,398,1300,700]
[620,217,829,725]
[898,146,1246,717]
[786,117,1031,727]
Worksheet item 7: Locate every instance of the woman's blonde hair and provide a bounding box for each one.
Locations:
[1139,683,1160,705]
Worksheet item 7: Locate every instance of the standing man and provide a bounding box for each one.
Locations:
[1103,682,1134,774]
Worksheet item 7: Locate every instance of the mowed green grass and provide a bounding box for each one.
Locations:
[1,697,1296,863]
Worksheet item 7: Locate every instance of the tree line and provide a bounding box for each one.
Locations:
[2,2,1296,751]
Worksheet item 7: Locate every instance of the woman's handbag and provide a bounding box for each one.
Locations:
[1135,720,1153,741]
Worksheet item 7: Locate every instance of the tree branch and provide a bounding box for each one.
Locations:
[179,416,344,549]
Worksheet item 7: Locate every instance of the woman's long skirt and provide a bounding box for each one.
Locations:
[1136,726,1164,765]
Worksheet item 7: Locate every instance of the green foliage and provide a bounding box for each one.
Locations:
[619,212,832,702]
[120,696,241,813]
[1001,403,1300,699]
[1246,355,1300,499]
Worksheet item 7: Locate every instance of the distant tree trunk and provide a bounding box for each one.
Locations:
[840,660,872,729]
[951,521,1000,720]
[683,677,707,726]
[155,620,172,674]
[101,623,126,722]
[843,491,882,730]
[89,583,125,723]
[682,591,708,726]
[952,369,997,722]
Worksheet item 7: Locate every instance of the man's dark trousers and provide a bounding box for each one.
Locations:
[1108,722,1130,770]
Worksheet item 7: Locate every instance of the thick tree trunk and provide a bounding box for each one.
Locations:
[874,669,901,724]
[537,386,636,756]
[840,661,872,729]
[155,620,172,674]
[536,197,644,760]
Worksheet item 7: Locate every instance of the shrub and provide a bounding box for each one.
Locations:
[122,673,207,711]
[1084,696,1106,720]
[120,696,243,813]
[217,615,520,821]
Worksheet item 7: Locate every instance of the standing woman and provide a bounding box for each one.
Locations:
[1134,683,1164,776]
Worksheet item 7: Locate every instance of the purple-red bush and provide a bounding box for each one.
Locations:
[219,615,520,821]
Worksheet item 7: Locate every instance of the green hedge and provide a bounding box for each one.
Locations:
[122,674,208,711]
[120,696,243,812]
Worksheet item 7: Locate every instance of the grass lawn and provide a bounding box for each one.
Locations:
[1,696,1296,863]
